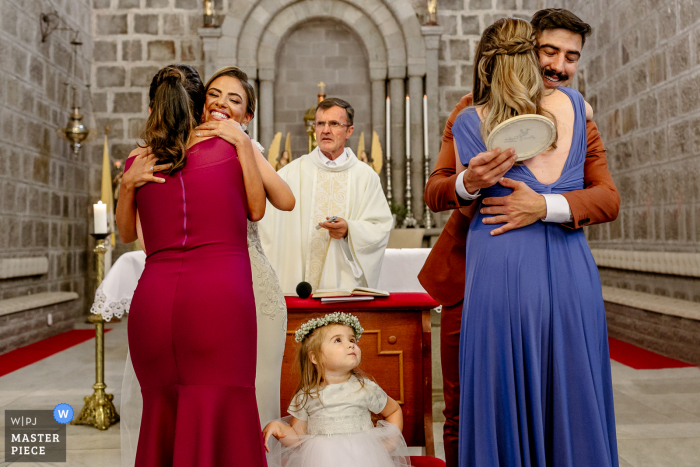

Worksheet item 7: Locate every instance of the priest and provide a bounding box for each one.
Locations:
[259,98,393,294]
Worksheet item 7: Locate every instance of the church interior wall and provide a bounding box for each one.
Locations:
[273,20,372,159]
[0,0,93,353]
[545,0,700,298]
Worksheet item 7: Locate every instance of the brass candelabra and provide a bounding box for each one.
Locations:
[71,233,119,430]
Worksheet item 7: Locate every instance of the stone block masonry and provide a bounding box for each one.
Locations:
[0,0,93,354]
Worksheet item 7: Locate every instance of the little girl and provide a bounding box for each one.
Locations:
[262,312,411,467]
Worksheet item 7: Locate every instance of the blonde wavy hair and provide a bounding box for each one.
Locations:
[472,18,557,145]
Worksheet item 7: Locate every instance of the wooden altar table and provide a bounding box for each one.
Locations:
[281,293,438,455]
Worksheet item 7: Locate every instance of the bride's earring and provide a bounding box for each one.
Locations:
[241,122,248,132]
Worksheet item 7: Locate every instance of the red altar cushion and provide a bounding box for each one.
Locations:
[409,456,447,467]
[285,293,438,312]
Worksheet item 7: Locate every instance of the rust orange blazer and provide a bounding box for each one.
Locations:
[418,94,620,306]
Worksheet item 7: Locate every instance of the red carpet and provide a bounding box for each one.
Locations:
[0,329,112,378]
[608,337,695,369]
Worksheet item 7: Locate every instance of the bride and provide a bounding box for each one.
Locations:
[110,65,294,466]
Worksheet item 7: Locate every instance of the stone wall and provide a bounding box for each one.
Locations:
[543,0,700,296]
[273,20,372,160]
[545,0,700,252]
[90,0,206,166]
[0,0,93,351]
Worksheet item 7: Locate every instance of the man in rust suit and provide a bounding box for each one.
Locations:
[418,9,620,467]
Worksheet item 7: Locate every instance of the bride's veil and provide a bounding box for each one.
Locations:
[121,348,142,467]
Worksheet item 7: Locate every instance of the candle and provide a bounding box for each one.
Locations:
[94,201,108,234]
[386,97,391,159]
[423,95,429,156]
[405,96,410,157]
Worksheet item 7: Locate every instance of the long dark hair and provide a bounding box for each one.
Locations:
[141,65,204,174]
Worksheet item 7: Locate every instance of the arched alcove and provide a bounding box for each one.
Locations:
[273,19,371,158]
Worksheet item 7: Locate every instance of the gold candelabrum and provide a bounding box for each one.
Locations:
[303,82,327,153]
[71,233,120,430]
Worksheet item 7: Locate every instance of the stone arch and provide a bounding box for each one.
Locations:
[235,0,402,80]
[219,0,425,78]
[255,4,390,81]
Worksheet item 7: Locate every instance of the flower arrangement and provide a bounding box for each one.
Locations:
[294,312,364,343]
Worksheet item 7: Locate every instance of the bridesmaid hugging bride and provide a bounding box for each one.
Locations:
[116,64,295,467]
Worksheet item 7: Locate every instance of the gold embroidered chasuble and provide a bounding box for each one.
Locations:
[259,148,394,295]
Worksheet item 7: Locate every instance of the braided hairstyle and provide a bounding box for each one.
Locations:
[472,18,557,146]
[140,65,204,174]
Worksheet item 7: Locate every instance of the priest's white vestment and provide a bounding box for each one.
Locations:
[259,147,393,294]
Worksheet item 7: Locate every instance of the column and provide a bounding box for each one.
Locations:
[389,77,405,207]
[258,70,274,151]
[370,78,386,190]
[421,25,443,226]
[408,75,424,223]
[198,27,222,81]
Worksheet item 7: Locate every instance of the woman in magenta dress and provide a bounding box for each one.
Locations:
[118,65,268,466]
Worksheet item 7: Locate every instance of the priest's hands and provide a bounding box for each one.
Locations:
[319,217,348,239]
[480,177,547,236]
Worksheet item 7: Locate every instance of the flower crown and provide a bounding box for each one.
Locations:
[294,312,364,343]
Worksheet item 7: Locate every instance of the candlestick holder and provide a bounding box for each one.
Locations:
[422,155,434,228]
[402,153,417,228]
[72,232,119,430]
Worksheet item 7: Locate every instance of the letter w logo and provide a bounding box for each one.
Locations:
[58,410,70,418]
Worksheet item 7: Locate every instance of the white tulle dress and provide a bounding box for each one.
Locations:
[267,375,411,467]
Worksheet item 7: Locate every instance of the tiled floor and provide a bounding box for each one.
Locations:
[1,319,699,466]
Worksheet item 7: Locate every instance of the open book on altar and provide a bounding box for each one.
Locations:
[312,287,390,298]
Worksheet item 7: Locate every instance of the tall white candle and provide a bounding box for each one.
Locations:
[386,96,391,158]
[405,96,410,157]
[423,95,429,156]
[94,201,108,234]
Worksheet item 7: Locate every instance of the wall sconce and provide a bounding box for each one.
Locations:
[203,0,216,28]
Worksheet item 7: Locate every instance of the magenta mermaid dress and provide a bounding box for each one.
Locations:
[124,138,267,467]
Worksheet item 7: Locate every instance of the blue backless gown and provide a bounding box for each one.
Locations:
[454,87,618,467]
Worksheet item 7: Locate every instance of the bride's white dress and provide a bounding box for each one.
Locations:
[119,220,287,467]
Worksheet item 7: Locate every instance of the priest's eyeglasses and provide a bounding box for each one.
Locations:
[313,121,350,130]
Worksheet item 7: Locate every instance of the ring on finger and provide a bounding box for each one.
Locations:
[150,166,154,171]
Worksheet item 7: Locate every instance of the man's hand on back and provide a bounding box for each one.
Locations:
[480,178,547,236]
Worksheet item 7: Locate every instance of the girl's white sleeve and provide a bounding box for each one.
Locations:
[366,381,389,414]
[287,391,308,421]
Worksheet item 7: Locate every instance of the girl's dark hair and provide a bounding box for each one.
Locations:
[141,65,202,174]
[204,66,256,121]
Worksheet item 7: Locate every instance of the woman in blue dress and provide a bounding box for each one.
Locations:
[453,18,618,467]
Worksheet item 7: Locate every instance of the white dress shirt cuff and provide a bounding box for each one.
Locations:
[455,170,480,200]
[542,194,573,223]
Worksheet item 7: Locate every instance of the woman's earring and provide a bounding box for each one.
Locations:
[241,123,248,132]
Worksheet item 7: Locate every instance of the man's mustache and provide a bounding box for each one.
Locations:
[543,68,569,82]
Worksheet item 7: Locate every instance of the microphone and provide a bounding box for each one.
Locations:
[296,282,312,299]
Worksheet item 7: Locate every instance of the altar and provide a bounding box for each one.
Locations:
[282,293,438,456]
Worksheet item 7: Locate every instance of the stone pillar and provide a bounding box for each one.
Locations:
[370,77,386,190]
[198,27,223,82]
[421,25,443,226]
[408,75,425,223]
[259,69,275,151]
[389,77,405,207]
